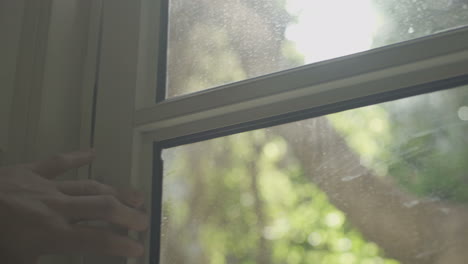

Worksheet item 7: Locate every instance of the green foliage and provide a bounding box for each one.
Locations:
[328,105,393,177]
[384,90,468,202]
[326,0,468,203]
[163,132,398,263]
[328,88,468,203]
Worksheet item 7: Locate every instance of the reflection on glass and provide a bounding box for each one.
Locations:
[161,85,468,264]
[167,0,468,97]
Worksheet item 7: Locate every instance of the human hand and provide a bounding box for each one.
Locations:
[0,150,148,264]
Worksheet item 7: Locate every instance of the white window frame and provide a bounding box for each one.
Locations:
[88,0,468,263]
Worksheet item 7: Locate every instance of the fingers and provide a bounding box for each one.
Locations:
[119,189,145,208]
[26,149,95,178]
[62,195,149,231]
[57,179,116,196]
[56,180,145,208]
[65,226,144,257]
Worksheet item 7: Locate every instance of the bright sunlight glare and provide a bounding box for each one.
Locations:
[285,0,383,63]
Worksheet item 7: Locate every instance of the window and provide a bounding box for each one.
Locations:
[166,0,468,97]
[91,1,468,264]
[160,85,468,264]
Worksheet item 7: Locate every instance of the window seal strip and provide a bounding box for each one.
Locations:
[153,75,468,148]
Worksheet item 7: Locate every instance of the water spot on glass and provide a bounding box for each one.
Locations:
[427,0,454,10]
[415,249,439,259]
[427,196,441,202]
[457,106,468,121]
[341,174,363,182]
[403,200,420,208]
[439,207,450,214]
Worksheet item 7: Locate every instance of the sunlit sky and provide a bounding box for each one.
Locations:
[285,0,384,63]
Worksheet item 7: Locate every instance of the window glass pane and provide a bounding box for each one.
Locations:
[167,0,468,97]
[160,85,468,264]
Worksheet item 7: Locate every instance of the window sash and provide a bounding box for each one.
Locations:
[137,26,468,143]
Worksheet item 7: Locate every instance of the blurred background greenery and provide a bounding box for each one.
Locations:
[160,1,468,263]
